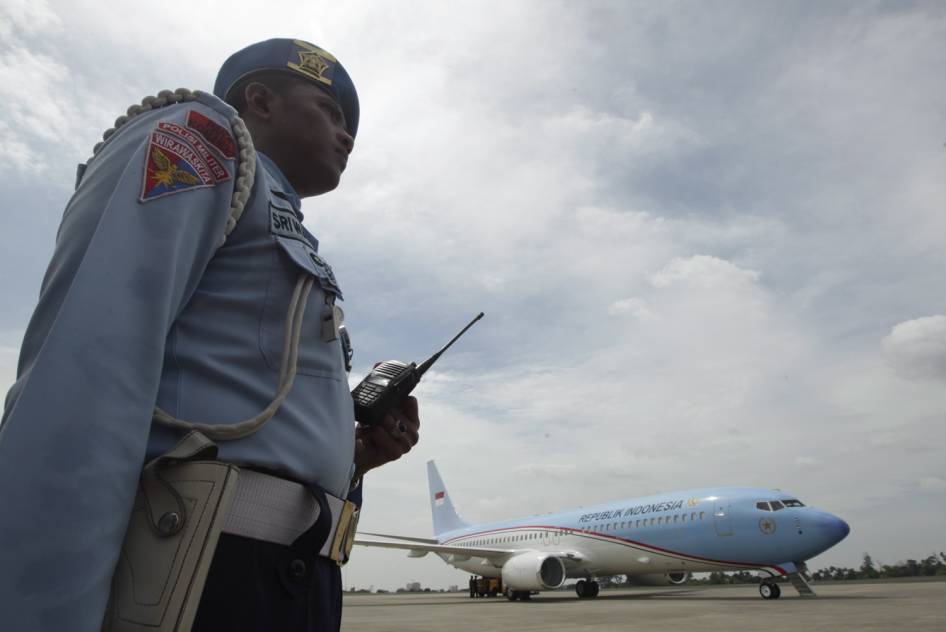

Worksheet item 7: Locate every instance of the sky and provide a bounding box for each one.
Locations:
[1,0,945,592]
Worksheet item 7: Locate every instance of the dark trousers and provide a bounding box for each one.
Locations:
[193,485,342,631]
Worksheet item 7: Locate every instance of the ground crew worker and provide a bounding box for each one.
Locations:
[0,38,419,632]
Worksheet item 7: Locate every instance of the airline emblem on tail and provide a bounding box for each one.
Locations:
[435,491,445,506]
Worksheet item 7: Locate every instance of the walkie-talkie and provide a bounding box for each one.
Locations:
[352,312,484,426]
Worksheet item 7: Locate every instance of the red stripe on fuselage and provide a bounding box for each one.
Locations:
[442,524,786,574]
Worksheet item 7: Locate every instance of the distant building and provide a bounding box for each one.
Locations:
[448,585,458,592]
[406,582,422,592]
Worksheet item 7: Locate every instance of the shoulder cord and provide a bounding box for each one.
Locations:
[88,88,257,246]
[92,89,313,441]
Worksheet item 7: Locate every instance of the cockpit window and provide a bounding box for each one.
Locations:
[756,501,771,511]
[782,499,805,507]
[770,500,785,511]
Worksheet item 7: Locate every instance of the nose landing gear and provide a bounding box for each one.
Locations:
[759,581,781,599]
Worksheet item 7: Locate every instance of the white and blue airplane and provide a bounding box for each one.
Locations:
[355,461,850,600]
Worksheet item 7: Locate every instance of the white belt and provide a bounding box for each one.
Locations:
[221,469,359,565]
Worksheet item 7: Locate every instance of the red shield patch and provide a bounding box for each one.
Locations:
[158,122,231,182]
[140,131,216,202]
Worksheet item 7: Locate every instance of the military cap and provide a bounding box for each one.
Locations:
[214,38,360,138]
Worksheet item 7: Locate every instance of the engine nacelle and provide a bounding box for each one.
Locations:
[500,552,567,591]
[628,572,690,586]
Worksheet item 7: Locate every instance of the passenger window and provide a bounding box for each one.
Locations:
[700,512,705,520]
[770,501,785,511]
[650,518,655,526]
[756,501,770,511]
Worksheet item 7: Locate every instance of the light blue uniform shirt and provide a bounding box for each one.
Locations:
[0,92,356,631]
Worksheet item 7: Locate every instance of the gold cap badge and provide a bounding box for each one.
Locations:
[287,39,337,86]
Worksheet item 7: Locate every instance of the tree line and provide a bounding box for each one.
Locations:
[687,552,946,584]
[811,552,946,581]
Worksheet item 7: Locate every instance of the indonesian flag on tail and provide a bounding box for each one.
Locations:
[434,491,445,506]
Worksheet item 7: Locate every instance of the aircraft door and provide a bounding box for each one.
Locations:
[714,501,733,536]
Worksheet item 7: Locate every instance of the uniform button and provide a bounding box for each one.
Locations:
[158,512,181,535]
[288,558,307,581]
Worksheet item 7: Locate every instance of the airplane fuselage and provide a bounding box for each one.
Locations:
[437,487,849,579]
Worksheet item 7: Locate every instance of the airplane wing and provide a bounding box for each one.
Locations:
[354,537,513,562]
[354,533,586,566]
[357,531,439,544]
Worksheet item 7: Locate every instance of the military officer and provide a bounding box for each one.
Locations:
[0,38,418,632]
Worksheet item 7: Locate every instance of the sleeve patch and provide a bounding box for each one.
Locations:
[140,130,216,202]
[158,122,232,182]
[186,110,237,159]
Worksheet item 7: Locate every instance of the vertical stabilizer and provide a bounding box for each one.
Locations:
[427,460,469,537]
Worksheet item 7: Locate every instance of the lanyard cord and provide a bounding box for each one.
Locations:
[153,274,315,440]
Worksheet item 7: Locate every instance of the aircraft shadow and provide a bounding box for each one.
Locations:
[348,588,884,608]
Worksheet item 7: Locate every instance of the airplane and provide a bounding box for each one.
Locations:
[354,460,850,601]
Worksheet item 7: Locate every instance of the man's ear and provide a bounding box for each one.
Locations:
[243,82,277,121]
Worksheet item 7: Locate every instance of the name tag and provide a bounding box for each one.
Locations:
[270,205,307,241]
[269,204,343,299]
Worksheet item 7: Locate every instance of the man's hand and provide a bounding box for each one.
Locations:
[353,396,420,481]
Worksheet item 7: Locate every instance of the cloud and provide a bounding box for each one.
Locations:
[651,255,761,291]
[0,0,62,36]
[0,120,44,173]
[608,297,655,320]
[882,315,946,381]
[0,335,22,402]
[918,477,946,492]
[511,463,577,480]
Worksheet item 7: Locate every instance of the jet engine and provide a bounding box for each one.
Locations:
[500,552,567,591]
[627,572,690,586]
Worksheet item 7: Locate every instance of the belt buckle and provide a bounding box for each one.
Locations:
[328,500,359,566]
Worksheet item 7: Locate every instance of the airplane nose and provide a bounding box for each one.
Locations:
[820,513,850,544]
[834,516,850,541]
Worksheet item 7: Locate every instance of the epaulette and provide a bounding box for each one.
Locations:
[78,88,256,247]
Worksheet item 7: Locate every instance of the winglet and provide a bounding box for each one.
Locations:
[427,460,469,537]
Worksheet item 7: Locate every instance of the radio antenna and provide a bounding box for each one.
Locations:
[415,312,484,377]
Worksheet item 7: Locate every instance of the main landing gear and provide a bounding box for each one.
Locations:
[759,581,781,599]
[505,588,532,601]
[575,579,600,599]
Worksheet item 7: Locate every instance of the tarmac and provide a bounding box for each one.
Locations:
[340,579,946,632]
